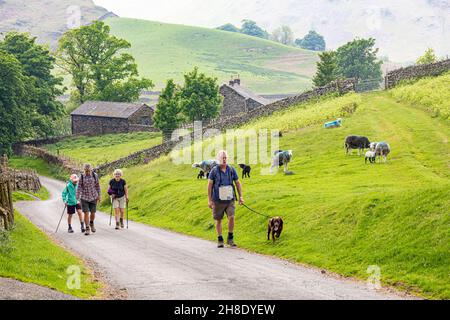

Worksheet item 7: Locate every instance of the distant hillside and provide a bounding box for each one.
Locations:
[0,0,115,49]
[104,18,319,94]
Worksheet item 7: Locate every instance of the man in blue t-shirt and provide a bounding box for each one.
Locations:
[207,150,244,248]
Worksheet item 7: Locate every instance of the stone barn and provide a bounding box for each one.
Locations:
[219,79,271,117]
[71,101,157,135]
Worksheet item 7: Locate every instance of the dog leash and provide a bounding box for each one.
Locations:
[242,204,271,218]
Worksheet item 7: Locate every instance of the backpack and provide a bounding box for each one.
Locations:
[214,165,238,202]
[80,172,98,187]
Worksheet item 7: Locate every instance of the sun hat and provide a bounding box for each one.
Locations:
[70,174,79,183]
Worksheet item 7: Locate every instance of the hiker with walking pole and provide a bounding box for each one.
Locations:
[76,164,101,236]
[108,169,128,230]
[61,174,85,233]
[207,150,244,248]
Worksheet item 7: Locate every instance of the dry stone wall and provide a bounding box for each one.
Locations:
[385,59,450,89]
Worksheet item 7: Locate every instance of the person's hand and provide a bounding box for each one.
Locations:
[126,196,129,203]
[208,200,215,209]
[97,197,101,204]
[239,197,244,205]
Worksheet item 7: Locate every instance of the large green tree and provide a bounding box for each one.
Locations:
[335,38,382,85]
[295,30,326,51]
[153,79,182,140]
[0,32,65,138]
[240,20,269,39]
[179,67,222,123]
[217,23,240,33]
[56,21,153,103]
[313,51,338,87]
[0,50,29,155]
[271,26,294,46]
[416,48,437,65]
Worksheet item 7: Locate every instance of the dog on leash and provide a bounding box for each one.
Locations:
[238,164,251,179]
[267,217,284,243]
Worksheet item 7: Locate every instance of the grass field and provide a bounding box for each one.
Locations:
[12,187,50,202]
[97,75,450,299]
[389,71,450,120]
[9,156,69,181]
[44,132,162,167]
[102,18,318,94]
[0,211,99,299]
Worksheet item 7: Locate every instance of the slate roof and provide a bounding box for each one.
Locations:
[71,101,154,119]
[223,84,271,106]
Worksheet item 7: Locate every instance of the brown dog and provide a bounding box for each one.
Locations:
[267,217,284,243]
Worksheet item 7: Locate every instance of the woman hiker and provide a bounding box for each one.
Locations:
[62,174,85,233]
[76,163,101,236]
[108,169,129,230]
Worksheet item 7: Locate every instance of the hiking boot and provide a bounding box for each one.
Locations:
[227,238,237,247]
[115,222,120,230]
[85,226,90,236]
[120,218,124,229]
[68,226,74,233]
[217,240,224,248]
[90,222,96,233]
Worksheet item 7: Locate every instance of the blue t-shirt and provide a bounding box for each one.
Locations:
[209,165,239,202]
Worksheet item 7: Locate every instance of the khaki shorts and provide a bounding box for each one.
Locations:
[212,201,235,220]
[112,196,126,209]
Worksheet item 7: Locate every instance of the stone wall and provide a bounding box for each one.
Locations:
[71,115,130,135]
[207,78,357,131]
[385,59,450,89]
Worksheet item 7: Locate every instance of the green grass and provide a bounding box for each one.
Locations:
[12,187,50,202]
[9,156,69,181]
[99,77,450,299]
[0,211,100,299]
[102,18,318,94]
[43,132,162,167]
[389,71,450,120]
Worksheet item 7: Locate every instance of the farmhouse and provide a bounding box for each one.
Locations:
[71,101,157,135]
[220,79,271,117]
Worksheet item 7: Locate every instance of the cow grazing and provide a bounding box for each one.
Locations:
[344,136,371,156]
[375,142,391,163]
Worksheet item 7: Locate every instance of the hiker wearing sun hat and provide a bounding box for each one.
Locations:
[62,174,85,233]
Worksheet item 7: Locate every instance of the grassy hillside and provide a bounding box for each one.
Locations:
[104,18,318,94]
[389,72,450,120]
[97,75,449,299]
[0,0,110,49]
[43,132,162,167]
[0,212,99,298]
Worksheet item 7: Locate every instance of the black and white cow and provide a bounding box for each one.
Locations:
[344,135,371,156]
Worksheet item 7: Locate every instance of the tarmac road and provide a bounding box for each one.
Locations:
[15,176,412,300]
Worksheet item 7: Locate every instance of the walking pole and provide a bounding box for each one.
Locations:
[126,200,129,229]
[55,204,67,233]
[109,197,113,226]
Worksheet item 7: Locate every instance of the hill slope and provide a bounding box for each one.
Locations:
[104,17,318,94]
[97,75,449,299]
[0,0,112,49]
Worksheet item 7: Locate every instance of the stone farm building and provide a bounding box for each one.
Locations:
[71,101,157,135]
[219,79,271,117]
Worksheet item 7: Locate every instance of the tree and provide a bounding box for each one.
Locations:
[0,50,29,155]
[0,32,65,138]
[240,20,269,39]
[295,30,326,51]
[416,48,437,65]
[217,23,240,33]
[179,67,222,123]
[335,38,382,86]
[56,21,153,103]
[313,51,338,87]
[271,26,294,45]
[153,79,182,140]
